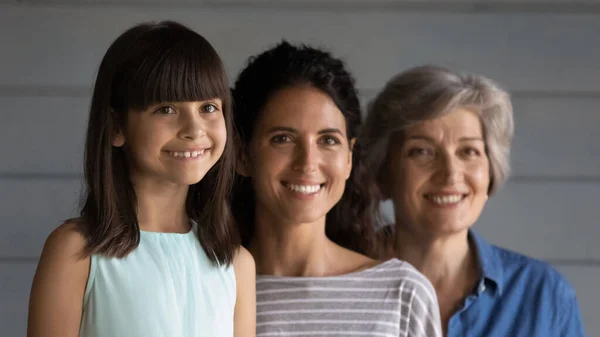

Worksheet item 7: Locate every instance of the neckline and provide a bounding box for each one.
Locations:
[140,228,194,235]
[139,221,196,236]
[256,258,400,281]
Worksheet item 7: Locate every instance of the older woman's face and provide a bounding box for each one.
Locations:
[244,85,353,225]
[387,107,490,237]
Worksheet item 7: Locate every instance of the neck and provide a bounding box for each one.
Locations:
[131,176,190,233]
[395,228,475,283]
[249,205,334,277]
[394,226,479,331]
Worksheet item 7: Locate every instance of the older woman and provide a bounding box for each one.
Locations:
[231,42,442,337]
[361,65,586,336]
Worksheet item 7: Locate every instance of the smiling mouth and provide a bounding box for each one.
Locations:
[282,182,325,195]
[167,149,208,158]
[424,194,467,205]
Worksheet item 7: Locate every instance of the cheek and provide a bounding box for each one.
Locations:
[468,162,491,193]
[127,126,161,154]
[249,147,288,183]
[257,147,285,168]
[212,119,228,147]
[329,153,352,181]
[391,162,423,197]
[389,165,422,222]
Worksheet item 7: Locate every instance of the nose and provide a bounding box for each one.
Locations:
[434,151,462,185]
[292,141,318,174]
[178,109,206,140]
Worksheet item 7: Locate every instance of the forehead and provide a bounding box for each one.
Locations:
[257,86,347,134]
[404,107,483,139]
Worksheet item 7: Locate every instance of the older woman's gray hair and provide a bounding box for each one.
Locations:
[360,65,514,196]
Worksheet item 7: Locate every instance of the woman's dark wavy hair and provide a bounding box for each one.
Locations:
[77,20,239,265]
[231,41,382,257]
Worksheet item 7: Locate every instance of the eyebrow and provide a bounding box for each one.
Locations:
[460,137,484,142]
[406,135,435,142]
[266,127,345,136]
[406,135,484,142]
[266,127,296,134]
[318,128,344,136]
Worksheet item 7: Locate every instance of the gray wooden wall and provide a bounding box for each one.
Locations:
[1,1,599,336]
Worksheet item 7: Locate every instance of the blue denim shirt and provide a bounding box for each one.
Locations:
[447,230,586,337]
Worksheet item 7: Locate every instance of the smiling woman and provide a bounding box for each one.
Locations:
[231,41,442,337]
[241,85,354,226]
[360,65,586,337]
[384,107,491,236]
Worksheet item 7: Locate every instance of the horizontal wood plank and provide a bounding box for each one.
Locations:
[0,262,36,337]
[0,179,81,258]
[1,7,600,92]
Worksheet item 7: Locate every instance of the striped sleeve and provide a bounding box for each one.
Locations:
[398,263,443,337]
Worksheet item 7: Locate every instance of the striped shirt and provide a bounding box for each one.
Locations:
[256,258,442,337]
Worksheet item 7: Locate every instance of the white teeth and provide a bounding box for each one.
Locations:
[169,150,205,158]
[429,194,463,205]
[285,183,322,194]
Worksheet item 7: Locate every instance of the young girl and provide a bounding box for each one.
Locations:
[231,41,442,337]
[27,21,255,337]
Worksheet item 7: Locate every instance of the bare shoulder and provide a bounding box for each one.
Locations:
[41,220,88,261]
[232,246,256,336]
[28,220,90,337]
[35,219,90,281]
[233,246,256,278]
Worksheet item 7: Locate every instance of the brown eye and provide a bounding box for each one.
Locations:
[201,104,218,113]
[156,106,176,115]
[407,147,433,157]
[462,147,481,156]
[271,134,291,144]
[320,136,341,146]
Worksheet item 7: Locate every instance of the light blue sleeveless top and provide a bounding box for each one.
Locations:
[79,224,236,337]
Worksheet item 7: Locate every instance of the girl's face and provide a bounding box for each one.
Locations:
[113,99,227,187]
[242,85,354,226]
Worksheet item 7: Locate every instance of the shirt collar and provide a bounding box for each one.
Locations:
[469,229,504,296]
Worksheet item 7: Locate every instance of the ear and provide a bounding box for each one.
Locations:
[112,129,125,147]
[111,110,126,147]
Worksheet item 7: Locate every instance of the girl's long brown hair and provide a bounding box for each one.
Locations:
[78,21,239,265]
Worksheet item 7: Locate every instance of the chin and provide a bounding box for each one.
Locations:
[283,210,327,225]
[175,173,209,186]
[426,221,471,236]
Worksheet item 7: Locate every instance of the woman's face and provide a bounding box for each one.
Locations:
[243,85,354,226]
[385,107,490,237]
